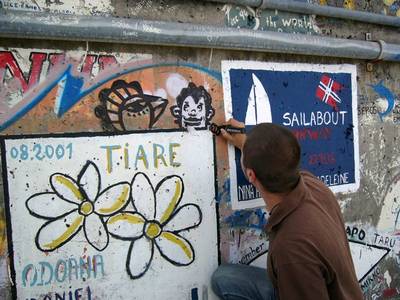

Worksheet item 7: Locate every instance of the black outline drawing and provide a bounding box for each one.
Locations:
[170,82,215,129]
[166,203,203,232]
[108,211,145,242]
[95,80,168,131]
[25,160,131,252]
[244,249,268,266]
[153,173,185,223]
[34,208,83,252]
[107,172,202,279]
[348,240,391,283]
[126,237,155,280]
[155,231,196,267]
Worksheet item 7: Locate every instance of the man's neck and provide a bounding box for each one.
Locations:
[260,189,284,213]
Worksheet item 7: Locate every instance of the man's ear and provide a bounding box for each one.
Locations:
[246,168,257,184]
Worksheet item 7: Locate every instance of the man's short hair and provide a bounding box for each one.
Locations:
[242,123,301,193]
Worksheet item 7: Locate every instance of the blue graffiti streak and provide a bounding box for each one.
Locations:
[0,62,222,131]
[217,178,231,203]
[253,209,268,229]
[224,208,267,230]
[369,80,396,122]
[55,65,85,117]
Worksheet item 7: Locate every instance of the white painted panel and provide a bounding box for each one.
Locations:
[2,130,218,299]
[349,241,389,282]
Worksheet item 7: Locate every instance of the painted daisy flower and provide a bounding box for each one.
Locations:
[107,172,202,279]
[26,161,130,252]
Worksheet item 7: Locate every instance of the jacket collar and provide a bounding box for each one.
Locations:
[265,173,308,233]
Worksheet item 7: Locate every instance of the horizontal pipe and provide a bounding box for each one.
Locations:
[0,10,399,62]
[206,0,400,28]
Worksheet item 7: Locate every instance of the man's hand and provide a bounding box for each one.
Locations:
[220,118,246,150]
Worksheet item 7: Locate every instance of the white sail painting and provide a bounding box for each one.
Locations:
[245,73,272,125]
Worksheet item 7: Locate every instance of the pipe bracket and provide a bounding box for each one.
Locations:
[367,40,386,72]
[258,0,268,9]
[374,39,386,61]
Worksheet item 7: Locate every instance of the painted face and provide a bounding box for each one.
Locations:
[180,96,206,128]
[122,95,167,130]
[96,80,168,131]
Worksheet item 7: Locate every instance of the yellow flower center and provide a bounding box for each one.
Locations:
[145,221,162,239]
[79,201,94,216]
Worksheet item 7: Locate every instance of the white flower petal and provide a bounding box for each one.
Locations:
[95,183,130,216]
[84,214,109,251]
[26,192,77,219]
[155,176,184,224]
[50,173,84,204]
[155,232,194,266]
[36,210,83,251]
[131,173,155,220]
[78,161,101,202]
[127,237,154,279]
[107,212,145,240]
[163,204,202,232]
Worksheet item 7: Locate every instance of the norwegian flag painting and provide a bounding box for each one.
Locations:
[316,75,343,110]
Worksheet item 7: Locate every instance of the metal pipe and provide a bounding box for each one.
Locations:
[206,0,400,28]
[0,10,399,62]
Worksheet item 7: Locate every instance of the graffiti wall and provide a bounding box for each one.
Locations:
[0,48,223,134]
[0,46,226,299]
[1,1,400,299]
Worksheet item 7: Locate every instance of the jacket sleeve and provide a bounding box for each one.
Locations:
[275,262,330,300]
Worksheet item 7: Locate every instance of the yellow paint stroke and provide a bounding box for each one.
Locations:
[159,179,182,224]
[343,0,355,10]
[124,146,129,169]
[98,186,129,214]
[56,176,83,201]
[384,0,395,6]
[0,208,6,256]
[108,213,144,225]
[43,216,84,250]
[162,232,192,259]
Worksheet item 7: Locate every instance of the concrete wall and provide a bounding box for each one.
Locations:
[0,0,399,299]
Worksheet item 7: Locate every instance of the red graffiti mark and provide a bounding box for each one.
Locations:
[0,51,47,92]
[81,55,98,75]
[383,288,398,298]
[291,127,332,141]
[92,256,97,273]
[47,53,66,74]
[309,152,336,165]
[98,55,118,70]
[1,51,119,95]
